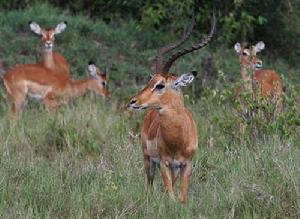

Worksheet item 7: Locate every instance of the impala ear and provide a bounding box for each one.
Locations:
[234,42,242,54]
[172,72,196,89]
[29,21,42,35]
[54,21,67,35]
[254,41,265,53]
[88,62,97,77]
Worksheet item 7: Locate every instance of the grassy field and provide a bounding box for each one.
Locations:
[0,3,299,218]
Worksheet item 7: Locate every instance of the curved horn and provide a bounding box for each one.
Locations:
[155,10,196,74]
[162,11,216,74]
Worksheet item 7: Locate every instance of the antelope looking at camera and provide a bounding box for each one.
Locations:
[234,42,283,134]
[129,11,215,203]
[3,62,109,117]
[29,21,70,79]
[234,41,283,113]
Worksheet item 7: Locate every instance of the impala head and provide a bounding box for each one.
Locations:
[129,10,215,110]
[234,41,265,71]
[129,71,197,110]
[29,21,67,51]
[87,62,110,100]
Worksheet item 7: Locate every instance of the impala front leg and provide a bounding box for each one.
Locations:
[179,161,192,204]
[144,155,156,187]
[9,93,25,118]
[160,161,175,199]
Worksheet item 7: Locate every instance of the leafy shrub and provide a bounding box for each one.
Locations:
[1,0,299,64]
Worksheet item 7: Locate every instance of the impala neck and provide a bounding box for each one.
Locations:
[42,50,55,69]
[158,91,186,125]
[240,65,253,90]
[67,78,92,99]
[155,91,190,150]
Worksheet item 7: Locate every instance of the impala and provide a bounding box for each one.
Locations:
[29,21,70,79]
[234,41,283,113]
[128,11,216,203]
[3,62,109,117]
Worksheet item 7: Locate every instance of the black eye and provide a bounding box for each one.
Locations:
[102,81,106,87]
[155,84,165,90]
[243,52,248,56]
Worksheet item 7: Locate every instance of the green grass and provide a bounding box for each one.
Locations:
[0,3,299,218]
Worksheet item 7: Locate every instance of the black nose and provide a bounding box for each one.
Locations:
[191,70,198,77]
[130,99,136,105]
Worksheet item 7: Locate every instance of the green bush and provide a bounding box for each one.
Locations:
[1,0,299,64]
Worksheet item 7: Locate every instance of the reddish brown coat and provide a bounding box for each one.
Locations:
[3,63,108,117]
[130,74,198,203]
[129,11,215,204]
[235,42,283,107]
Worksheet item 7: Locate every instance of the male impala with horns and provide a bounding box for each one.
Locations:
[129,10,216,203]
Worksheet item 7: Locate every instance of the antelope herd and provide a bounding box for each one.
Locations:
[0,12,285,204]
[2,22,109,117]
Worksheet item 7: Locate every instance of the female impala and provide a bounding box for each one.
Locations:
[129,12,215,203]
[3,62,109,117]
[234,41,283,111]
[29,21,70,79]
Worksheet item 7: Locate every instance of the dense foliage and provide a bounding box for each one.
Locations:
[0,0,300,64]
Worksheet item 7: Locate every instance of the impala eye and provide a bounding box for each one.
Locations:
[102,81,106,87]
[243,52,248,56]
[155,84,165,90]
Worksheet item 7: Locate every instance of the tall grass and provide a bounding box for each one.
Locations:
[0,3,299,218]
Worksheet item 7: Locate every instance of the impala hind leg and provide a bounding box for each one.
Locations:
[144,155,156,187]
[160,162,175,199]
[171,164,181,186]
[179,161,192,204]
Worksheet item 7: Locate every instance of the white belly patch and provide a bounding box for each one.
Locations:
[28,93,43,100]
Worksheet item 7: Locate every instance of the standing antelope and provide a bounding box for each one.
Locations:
[234,41,283,112]
[128,12,215,203]
[3,62,109,117]
[29,21,70,79]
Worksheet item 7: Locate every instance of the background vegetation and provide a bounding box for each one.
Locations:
[1,0,299,64]
[0,1,299,218]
